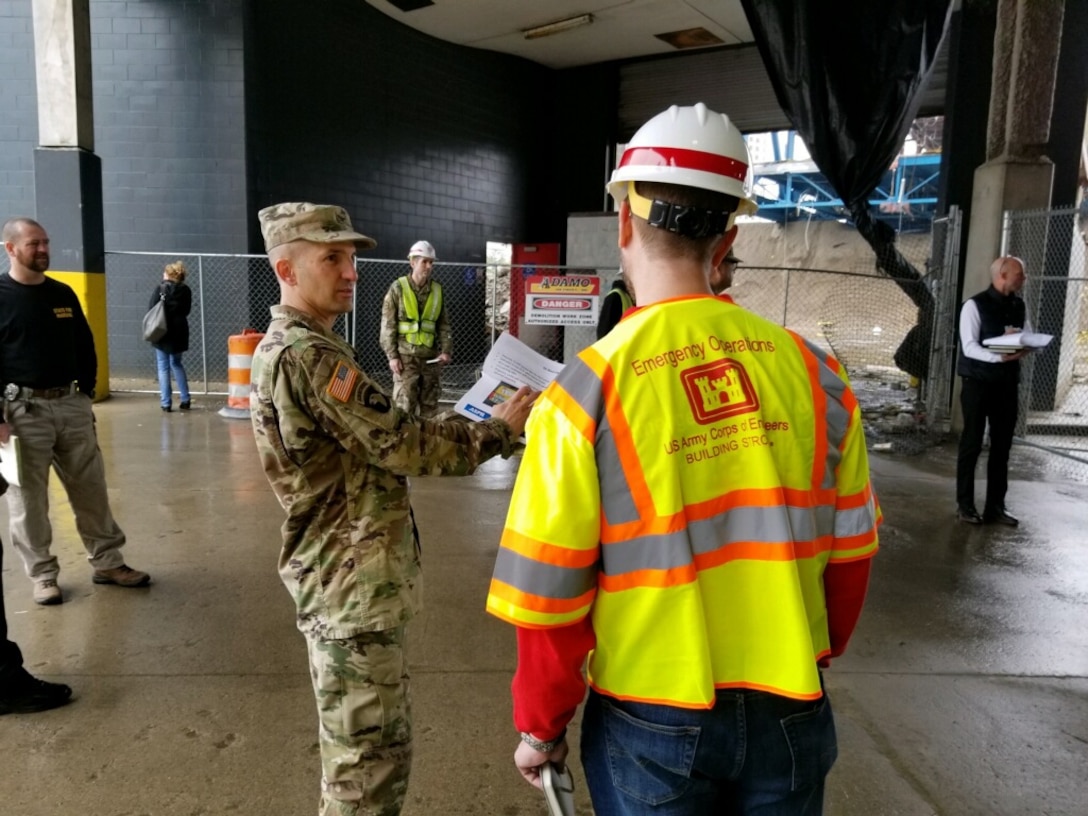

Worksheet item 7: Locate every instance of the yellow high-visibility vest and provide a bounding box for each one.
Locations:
[396,276,442,347]
[610,284,633,312]
[487,295,879,706]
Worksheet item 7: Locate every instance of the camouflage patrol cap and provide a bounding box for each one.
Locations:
[258,202,377,252]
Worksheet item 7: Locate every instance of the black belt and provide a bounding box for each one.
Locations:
[8,383,78,400]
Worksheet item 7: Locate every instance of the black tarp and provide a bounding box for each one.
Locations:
[740,0,953,378]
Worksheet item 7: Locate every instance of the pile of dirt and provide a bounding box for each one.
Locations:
[731,218,932,274]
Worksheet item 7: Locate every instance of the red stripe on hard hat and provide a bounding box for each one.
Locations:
[619,147,748,182]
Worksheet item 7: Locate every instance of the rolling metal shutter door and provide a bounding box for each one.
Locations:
[618,45,789,139]
[618,41,947,139]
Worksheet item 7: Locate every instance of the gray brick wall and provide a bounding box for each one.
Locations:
[0,1,248,376]
[246,0,560,262]
[245,0,568,367]
[0,5,38,219]
[92,0,247,375]
[91,0,247,253]
[0,0,618,378]
[0,0,247,252]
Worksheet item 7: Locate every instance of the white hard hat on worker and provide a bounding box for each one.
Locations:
[408,240,436,261]
[608,102,757,235]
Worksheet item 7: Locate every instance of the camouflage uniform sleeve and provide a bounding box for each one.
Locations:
[379,282,400,361]
[437,285,452,356]
[291,343,515,475]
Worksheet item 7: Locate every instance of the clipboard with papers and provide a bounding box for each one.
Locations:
[0,434,23,487]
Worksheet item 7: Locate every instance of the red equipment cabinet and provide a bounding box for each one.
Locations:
[508,243,560,338]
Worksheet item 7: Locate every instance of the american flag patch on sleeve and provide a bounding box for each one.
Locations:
[326,361,360,403]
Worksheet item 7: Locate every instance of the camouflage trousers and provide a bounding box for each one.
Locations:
[392,355,442,418]
[306,627,413,816]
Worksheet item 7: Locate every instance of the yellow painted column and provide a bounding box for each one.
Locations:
[46,270,108,401]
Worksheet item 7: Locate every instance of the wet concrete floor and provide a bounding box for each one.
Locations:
[2,392,1086,815]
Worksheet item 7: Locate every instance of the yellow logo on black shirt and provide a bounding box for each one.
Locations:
[54,307,73,319]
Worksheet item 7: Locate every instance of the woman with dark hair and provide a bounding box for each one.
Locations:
[150,260,192,412]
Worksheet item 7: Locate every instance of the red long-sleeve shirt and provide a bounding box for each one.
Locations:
[512,558,873,740]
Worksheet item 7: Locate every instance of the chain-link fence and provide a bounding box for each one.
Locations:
[103,249,936,421]
[728,229,940,452]
[732,266,917,369]
[924,207,964,433]
[106,252,277,395]
[0,240,940,426]
[104,253,520,404]
[15,213,1087,478]
[1002,206,1088,482]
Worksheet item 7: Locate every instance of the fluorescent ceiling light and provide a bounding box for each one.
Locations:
[523,14,593,40]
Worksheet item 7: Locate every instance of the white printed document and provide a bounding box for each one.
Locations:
[454,332,564,422]
[982,331,1054,351]
[0,434,22,487]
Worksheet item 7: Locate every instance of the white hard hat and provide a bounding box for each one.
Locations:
[608,103,757,216]
[408,240,436,260]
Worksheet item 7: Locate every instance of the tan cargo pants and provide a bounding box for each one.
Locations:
[5,393,126,581]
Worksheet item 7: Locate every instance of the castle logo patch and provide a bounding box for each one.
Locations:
[680,359,759,424]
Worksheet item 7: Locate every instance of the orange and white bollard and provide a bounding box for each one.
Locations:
[218,329,264,419]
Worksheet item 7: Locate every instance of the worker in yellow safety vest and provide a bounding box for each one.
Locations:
[380,240,452,417]
[486,103,880,815]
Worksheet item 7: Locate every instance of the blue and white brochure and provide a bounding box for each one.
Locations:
[454,332,564,422]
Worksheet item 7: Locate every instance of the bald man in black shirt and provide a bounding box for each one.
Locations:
[0,217,149,606]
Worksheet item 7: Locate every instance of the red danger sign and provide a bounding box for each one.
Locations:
[532,298,592,310]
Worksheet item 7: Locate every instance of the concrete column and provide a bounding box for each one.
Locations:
[965,0,1062,289]
[955,0,1064,429]
[936,5,998,289]
[30,0,109,397]
[33,0,93,149]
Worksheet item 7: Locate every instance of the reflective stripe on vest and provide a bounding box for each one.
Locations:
[396,276,442,347]
[612,286,633,312]
[487,296,879,706]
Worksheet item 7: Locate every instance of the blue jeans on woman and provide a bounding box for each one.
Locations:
[155,349,190,409]
[581,684,837,815]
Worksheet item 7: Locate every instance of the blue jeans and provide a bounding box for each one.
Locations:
[581,685,837,816]
[155,349,190,408]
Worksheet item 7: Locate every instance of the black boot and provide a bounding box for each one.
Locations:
[0,672,72,715]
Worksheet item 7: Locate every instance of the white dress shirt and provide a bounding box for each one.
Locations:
[959,298,1031,364]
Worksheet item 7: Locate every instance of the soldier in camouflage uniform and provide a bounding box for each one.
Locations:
[379,240,451,418]
[250,203,537,816]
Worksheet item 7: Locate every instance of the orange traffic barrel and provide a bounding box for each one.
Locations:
[219,329,264,419]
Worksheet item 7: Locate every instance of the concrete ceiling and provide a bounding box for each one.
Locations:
[363,0,755,69]
[363,0,950,126]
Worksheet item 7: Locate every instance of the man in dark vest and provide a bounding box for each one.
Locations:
[955,256,1030,526]
[710,248,741,299]
[595,276,633,339]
